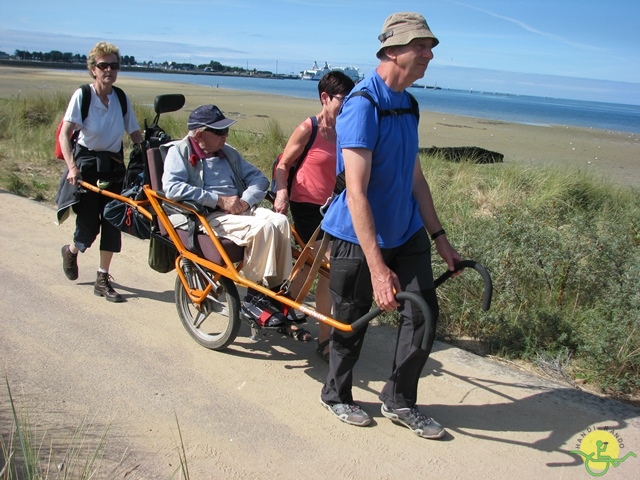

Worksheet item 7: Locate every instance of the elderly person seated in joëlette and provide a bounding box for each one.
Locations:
[160,105,311,341]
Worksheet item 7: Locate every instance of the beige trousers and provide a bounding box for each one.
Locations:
[205,207,292,287]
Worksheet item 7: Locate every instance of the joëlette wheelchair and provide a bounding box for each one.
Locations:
[79,94,493,352]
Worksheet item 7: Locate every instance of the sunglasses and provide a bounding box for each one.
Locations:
[205,127,229,136]
[95,62,120,71]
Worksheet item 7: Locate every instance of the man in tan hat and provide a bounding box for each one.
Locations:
[320,12,461,439]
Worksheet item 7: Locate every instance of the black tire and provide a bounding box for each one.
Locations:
[175,263,241,350]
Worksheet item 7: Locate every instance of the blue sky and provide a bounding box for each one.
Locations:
[1,0,639,104]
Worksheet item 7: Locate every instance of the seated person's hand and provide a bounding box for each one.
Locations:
[217,195,249,214]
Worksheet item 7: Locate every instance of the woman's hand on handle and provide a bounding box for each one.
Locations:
[66,164,80,186]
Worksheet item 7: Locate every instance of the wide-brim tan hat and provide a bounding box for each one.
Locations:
[376,12,439,59]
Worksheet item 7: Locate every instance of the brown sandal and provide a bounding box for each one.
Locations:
[278,323,312,342]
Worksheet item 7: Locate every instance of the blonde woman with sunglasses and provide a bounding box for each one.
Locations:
[57,41,142,302]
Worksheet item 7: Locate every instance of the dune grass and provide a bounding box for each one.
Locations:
[423,156,640,396]
[0,92,638,399]
[1,375,109,479]
[1,375,197,479]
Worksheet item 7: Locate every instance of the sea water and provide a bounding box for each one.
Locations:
[120,71,640,134]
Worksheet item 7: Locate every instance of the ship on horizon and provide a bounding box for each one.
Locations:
[409,82,441,90]
[300,61,362,82]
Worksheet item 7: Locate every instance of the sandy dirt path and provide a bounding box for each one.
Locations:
[1,191,639,479]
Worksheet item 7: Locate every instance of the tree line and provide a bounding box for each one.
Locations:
[8,50,273,75]
[12,49,136,65]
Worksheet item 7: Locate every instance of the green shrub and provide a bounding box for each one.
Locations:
[0,94,164,201]
[426,156,640,395]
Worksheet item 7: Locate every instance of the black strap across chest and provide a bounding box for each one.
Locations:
[349,90,420,121]
[332,90,420,195]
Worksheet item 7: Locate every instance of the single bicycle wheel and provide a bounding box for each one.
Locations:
[175,260,241,350]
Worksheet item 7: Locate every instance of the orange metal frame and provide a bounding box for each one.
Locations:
[78,176,491,352]
[79,179,356,333]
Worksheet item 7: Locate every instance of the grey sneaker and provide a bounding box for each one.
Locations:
[320,398,371,426]
[381,404,445,439]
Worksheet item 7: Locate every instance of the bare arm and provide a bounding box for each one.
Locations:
[129,130,143,144]
[273,121,312,214]
[343,147,401,311]
[411,155,462,273]
[59,121,81,185]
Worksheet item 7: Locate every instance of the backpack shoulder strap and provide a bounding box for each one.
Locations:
[79,84,91,121]
[78,84,128,121]
[349,90,419,121]
[407,92,420,122]
[332,91,420,195]
[349,90,376,110]
[112,86,128,117]
[286,116,318,193]
[298,116,318,164]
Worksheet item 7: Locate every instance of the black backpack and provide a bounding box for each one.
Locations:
[333,91,420,194]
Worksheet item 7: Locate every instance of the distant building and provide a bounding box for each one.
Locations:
[0,51,10,59]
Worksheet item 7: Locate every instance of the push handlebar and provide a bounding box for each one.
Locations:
[350,260,492,351]
[351,291,435,351]
[434,260,492,311]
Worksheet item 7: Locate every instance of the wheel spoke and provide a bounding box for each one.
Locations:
[193,309,207,329]
[174,270,241,350]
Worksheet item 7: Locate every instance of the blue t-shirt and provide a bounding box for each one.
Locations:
[321,70,423,248]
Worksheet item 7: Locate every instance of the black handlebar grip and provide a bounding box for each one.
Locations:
[351,291,435,351]
[434,260,492,311]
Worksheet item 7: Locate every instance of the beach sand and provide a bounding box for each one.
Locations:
[3,65,638,188]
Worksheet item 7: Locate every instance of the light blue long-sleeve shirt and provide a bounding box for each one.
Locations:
[161,136,268,209]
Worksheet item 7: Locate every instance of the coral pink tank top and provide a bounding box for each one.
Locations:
[290,118,336,205]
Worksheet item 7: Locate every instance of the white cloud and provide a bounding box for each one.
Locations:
[452,1,606,53]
